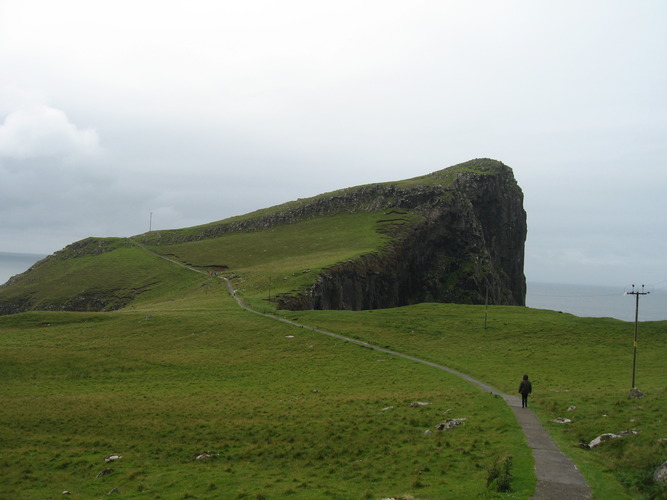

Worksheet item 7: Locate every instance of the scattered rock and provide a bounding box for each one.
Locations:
[96,468,114,478]
[654,461,667,483]
[108,488,120,494]
[436,418,467,430]
[195,453,212,460]
[311,389,319,393]
[588,430,639,449]
[409,401,431,408]
[424,429,433,435]
[285,335,295,338]
[104,455,122,463]
[62,492,72,496]
[380,406,394,411]
[567,406,577,411]
[628,388,644,399]
[552,417,572,424]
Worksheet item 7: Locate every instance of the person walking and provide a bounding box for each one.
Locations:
[519,374,532,408]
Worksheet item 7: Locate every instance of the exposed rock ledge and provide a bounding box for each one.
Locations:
[274,160,526,310]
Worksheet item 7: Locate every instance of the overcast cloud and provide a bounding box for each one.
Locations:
[1,0,666,288]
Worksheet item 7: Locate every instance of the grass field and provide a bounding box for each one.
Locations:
[285,304,667,499]
[2,257,665,498]
[1,276,535,499]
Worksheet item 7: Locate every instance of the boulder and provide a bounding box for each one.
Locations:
[96,468,114,478]
[588,430,638,449]
[409,401,431,408]
[436,418,467,430]
[552,417,572,424]
[654,461,667,483]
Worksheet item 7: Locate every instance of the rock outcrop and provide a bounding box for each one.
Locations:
[275,159,526,309]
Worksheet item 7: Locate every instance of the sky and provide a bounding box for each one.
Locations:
[1,0,666,288]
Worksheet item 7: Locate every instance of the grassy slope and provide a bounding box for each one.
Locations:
[144,211,417,312]
[0,239,203,312]
[0,275,533,500]
[166,157,500,235]
[285,305,667,499]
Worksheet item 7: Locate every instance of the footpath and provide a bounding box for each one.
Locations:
[129,241,592,499]
[221,278,592,500]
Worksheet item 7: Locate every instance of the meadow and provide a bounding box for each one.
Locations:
[285,304,667,499]
[1,274,535,499]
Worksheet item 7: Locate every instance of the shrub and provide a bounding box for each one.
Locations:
[487,455,513,493]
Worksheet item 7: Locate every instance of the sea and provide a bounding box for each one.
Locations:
[0,252,48,286]
[526,282,666,322]
[0,252,664,322]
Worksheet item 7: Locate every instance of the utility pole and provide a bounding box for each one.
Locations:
[484,285,489,329]
[626,284,650,390]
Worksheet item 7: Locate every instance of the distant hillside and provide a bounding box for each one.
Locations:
[0,158,526,314]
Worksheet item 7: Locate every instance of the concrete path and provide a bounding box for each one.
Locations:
[502,395,591,499]
[129,242,592,499]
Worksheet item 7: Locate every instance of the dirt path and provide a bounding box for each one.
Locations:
[129,241,591,499]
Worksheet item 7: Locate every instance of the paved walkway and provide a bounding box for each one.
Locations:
[129,242,592,499]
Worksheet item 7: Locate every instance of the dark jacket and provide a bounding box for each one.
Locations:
[519,379,532,396]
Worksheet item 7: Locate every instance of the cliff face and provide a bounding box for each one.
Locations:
[276,160,526,310]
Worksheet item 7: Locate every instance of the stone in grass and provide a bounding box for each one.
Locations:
[96,468,114,478]
[108,488,120,494]
[62,492,72,496]
[628,388,644,399]
[409,401,431,408]
[104,455,122,463]
[654,461,667,483]
[588,430,639,449]
[436,418,467,430]
[552,417,572,424]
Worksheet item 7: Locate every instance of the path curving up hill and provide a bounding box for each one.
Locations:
[132,239,592,499]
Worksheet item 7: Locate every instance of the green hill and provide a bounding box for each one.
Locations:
[0,158,526,315]
[0,158,664,499]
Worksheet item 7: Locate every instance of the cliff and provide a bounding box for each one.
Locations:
[274,159,526,309]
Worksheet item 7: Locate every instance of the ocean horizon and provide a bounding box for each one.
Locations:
[0,252,48,286]
[0,252,664,322]
[526,281,666,322]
